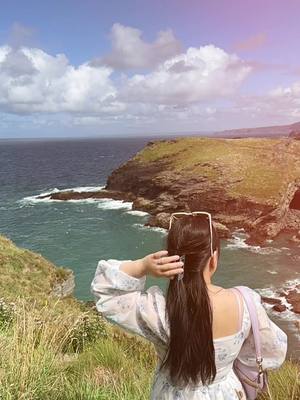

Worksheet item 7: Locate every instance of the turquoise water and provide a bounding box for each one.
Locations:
[0,137,299,358]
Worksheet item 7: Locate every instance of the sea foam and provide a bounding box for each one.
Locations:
[256,278,300,325]
[226,230,282,255]
[96,199,133,210]
[133,223,167,235]
[126,210,149,216]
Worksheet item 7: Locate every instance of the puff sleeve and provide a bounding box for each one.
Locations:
[236,288,288,370]
[90,259,169,346]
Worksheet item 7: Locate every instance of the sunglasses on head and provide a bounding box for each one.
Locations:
[168,211,214,257]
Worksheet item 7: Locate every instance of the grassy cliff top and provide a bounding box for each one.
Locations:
[0,235,82,314]
[133,137,300,202]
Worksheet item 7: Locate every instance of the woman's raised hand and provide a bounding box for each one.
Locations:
[142,250,184,279]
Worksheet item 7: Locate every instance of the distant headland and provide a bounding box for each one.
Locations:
[38,134,300,248]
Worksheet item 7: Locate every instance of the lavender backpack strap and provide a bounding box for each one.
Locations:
[232,286,263,367]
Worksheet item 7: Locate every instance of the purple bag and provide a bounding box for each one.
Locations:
[232,286,269,400]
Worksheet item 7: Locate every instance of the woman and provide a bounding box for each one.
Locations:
[90,211,287,399]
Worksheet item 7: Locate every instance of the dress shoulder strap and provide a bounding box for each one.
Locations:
[229,288,243,331]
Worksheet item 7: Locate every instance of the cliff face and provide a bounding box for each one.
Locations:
[51,272,75,298]
[105,137,300,245]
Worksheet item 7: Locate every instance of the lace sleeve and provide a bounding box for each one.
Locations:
[90,259,168,346]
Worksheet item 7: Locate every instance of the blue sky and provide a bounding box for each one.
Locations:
[1,0,300,138]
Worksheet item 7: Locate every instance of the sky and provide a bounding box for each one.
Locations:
[1,0,300,138]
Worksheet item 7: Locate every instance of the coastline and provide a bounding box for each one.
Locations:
[20,184,300,335]
[35,137,300,248]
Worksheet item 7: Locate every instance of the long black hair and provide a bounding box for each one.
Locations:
[160,214,221,387]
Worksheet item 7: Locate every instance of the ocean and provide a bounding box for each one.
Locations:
[0,136,299,358]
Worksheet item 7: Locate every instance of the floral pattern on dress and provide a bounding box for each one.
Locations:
[91,259,288,399]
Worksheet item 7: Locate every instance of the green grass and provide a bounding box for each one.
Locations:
[258,360,300,400]
[0,303,298,400]
[0,235,66,298]
[0,235,84,316]
[0,301,155,400]
[133,137,300,202]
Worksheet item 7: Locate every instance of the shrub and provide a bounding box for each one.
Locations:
[67,312,107,353]
[0,298,16,329]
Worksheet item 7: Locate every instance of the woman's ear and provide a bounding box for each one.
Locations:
[209,250,218,273]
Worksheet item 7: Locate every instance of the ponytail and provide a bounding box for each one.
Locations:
[160,215,220,386]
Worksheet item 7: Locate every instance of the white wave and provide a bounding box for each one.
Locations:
[61,185,106,193]
[19,189,133,210]
[84,217,104,221]
[226,231,282,255]
[126,210,149,216]
[65,198,108,204]
[96,199,133,210]
[266,270,278,275]
[256,279,300,323]
[19,194,59,205]
[133,223,167,235]
[150,226,168,234]
[18,185,106,205]
[283,278,300,290]
[19,195,105,205]
[38,185,105,196]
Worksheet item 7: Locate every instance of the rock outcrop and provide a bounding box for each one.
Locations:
[51,269,75,298]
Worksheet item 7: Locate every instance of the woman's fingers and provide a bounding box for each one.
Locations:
[149,250,183,278]
[153,250,169,259]
[159,261,183,271]
[164,268,184,277]
[156,254,180,265]
[155,263,183,278]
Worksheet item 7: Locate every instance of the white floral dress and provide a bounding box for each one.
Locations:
[90,259,288,400]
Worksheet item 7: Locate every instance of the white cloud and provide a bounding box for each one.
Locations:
[90,23,182,70]
[0,46,119,115]
[119,45,252,105]
[0,42,252,121]
[232,82,300,122]
[8,24,300,134]
[2,24,300,136]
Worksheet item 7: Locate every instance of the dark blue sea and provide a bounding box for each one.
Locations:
[0,136,299,357]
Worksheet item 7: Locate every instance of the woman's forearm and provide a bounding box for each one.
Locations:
[119,250,183,280]
[119,258,147,278]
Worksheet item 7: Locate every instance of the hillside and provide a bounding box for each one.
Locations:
[104,136,300,245]
[212,121,300,138]
[0,234,157,399]
[0,235,80,312]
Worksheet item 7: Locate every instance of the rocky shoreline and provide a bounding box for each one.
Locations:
[261,284,300,317]
[38,139,300,245]
[37,136,300,318]
[36,192,300,318]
